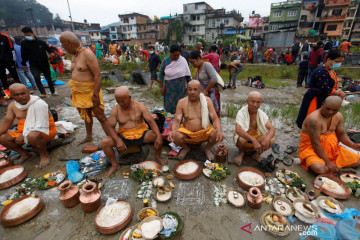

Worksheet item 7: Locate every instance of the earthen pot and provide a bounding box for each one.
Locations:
[247,187,262,209]
[0,157,13,171]
[58,181,80,208]
[79,182,101,213]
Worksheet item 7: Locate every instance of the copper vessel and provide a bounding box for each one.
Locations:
[247,187,262,209]
[215,143,228,163]
[0,155,13,171]
[79,182,101,213]
[58,181,80,208]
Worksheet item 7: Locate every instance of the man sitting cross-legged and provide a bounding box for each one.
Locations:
[168,80,224,161]
[299,95,360,174]
[101,86,166,177]
[0,83,57,168]
[234,91,276,167]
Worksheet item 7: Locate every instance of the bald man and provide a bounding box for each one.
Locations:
[169,80,224,161]
[299,96,360,175]
[196,42,203,57]
[59,31,122,146]
[0,83,57,168]
[101,86,165,177]
[234,91,276,167]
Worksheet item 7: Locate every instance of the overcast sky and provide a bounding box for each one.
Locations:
[36,0,279,26]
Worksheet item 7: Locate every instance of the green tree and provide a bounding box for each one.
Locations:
[0,0,53,27]
[165,19,182,44]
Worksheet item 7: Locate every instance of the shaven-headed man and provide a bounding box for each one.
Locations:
[169,80,224,160]
[59,31,122,147]
[0,83,57,168]
[101,86,166,177]
[299,95,360,174]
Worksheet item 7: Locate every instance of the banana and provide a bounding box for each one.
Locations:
[325,199,336,209]
[265,215,275,225]
[169,181,175,188]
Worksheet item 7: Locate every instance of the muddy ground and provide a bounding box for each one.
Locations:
[0,71,359,240]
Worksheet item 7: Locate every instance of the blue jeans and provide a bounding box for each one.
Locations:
[232,65,244,87]
[306,65,317,85]
[16,67,37,88]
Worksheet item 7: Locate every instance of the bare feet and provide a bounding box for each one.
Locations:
[17,153,33,164]
[105,164,121,177]
[234,153,244,166]
[38,155,50,169]
[78,136,93,145]
[156,157,168,165]
[204,148,214,161]
[177,148,190,160]
[252,152,262,163]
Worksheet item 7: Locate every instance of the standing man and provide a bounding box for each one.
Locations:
[301,40,310,61]
[339,40,351,55]
[11,37,37,89]
[180,44,190,65]
[20,27,56,97]
[253,40,258,63]
[291,40,301,64]
[196,42,203,57]
[148,45,161,90]
[59,31,123,147]
[0,32,21,103]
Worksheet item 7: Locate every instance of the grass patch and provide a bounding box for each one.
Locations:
[101,79,115,89]
[222,103,243,118]
[340,102,360,129]
[151,86,162,98]
[337,68,360,79]
[280,105,300,124]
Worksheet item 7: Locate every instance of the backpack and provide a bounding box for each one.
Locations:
[252,76,265,89]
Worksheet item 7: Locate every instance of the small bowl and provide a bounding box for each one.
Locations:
[0,166,27,190]
[152,176,166,187]
[174,160,201,180]
[226,189,246,208]
[1,195,44,227]
[94,199,133,235]
[137,207,159,221]
[272,196,295,216]
[236,167,265,191]
[154,190,173,203]
[140,216,164,240]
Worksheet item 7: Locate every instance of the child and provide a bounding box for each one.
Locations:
[297,55,308,87]
[220,61,243,89]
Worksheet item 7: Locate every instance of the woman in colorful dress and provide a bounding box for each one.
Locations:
[159,44,191,114]
[202,45,220,72]
[189,50,221,117]
[296,49,346,128]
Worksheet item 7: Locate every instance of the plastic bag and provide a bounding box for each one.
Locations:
[335,219,360,239]
[80,151,109,177]
[66,160,84,183]
[300,223,337,240]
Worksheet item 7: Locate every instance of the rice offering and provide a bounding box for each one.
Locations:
[0,167,24,184]
[153,177,165,187]
[318,199,342,214]
[294,202,317,218]
[176,162,199,175]
[141,219,161,239]
[5,196,40,220]
[321,177,346,194]
[238,171,264,186]
[274,200,292,216]
[156,191,172,202]
[228,190,245,206]
[96,201,130,228]
[140,161,157,170]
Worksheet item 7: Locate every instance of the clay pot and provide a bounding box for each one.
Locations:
[0,157,13,171]
[215,143,228,163]
[58,181,80,208]
[247,187,262,209]
[79,182,101,213]
[0,166,27,190]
